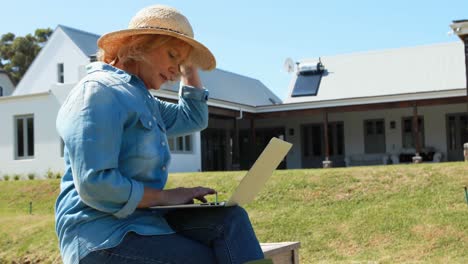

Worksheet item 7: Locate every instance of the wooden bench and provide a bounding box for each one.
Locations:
[260,242,301,264]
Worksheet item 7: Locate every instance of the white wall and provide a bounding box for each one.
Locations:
[14,28,89,95]
[0,89,204,176]
[0,73,15,96]
[0,93,65,177]
[168,132,203,173]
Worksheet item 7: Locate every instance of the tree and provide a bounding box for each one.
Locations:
[0,28,52,84]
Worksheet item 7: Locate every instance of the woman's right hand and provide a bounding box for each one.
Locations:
[138,186,216,208]
[161,187,216,205]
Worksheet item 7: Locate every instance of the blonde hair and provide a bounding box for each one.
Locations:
[97,34,193,66]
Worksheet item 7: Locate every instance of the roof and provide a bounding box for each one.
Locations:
[284,41,467,104]
[13,24,279,106]
[57,25,280,107]
[162,68,282,106]
[58,25,100,57]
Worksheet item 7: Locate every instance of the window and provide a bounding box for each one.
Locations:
[301,122,344,157]
[15,115,34,159]
[364,119,386,153]
[291,61,325,97]
[60,138,65,157]
[402,116,425,148]
[0,86,3,96]
[57,63,64,83]
[167,134,193,153]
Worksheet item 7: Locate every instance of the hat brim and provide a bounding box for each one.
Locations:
[98,28,216,71]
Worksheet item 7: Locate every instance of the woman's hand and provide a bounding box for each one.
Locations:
[138,186,216,208]
[180,64,202,89]
[161,186,216,205]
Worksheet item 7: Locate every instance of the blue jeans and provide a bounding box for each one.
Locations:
[80,206,264,264]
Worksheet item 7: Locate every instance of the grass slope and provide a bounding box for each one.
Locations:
[0,162,467,263]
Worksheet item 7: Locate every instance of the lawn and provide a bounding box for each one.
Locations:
[0,162,467,263]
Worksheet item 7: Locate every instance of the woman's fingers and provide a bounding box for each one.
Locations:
[193,186,216,196]
[195,196,207,203]
[192,187,216,203]
[162,187,216,205]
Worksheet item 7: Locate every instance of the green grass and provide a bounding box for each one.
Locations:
[0,162,467,263]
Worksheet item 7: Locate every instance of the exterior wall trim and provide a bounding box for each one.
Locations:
[0,91,50,101]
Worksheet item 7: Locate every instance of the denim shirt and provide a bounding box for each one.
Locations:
[55,62,209,264]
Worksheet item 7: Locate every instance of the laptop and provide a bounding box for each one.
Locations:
[150,137,292,209]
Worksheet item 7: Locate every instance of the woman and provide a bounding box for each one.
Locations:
[55,5,265,264]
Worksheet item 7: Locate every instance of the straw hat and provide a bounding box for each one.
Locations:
[98,5,216,71]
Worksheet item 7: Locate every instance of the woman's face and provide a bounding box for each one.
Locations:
[138,39,191,90]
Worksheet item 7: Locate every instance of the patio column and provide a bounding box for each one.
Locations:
[450,20,468,162]
[225,129,233,170]
[412,104,423,163]
[322,110,332,168]
[250,118,256,167]
[232,117,240,170]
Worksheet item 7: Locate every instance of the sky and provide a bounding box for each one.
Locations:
[2,0,468,99]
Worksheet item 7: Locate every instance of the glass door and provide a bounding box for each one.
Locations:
[446,113,468,161]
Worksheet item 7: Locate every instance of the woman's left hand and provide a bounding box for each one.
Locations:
[180,64,202,89]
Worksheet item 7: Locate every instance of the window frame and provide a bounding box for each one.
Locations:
[14,114,35,160]
[57,63,64,83]
[60,137,65,157]
[167,134,194,154]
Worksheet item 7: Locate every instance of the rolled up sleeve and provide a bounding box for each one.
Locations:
[58,81,143,218]
[158,85,209,137]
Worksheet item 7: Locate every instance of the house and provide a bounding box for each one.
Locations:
[0,23,466,177]
[255,42,467,168]
[0,25,280,176]
[0,70,15,97]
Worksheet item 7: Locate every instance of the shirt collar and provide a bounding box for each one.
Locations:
[86,61,138,84]
[85,61,150,93]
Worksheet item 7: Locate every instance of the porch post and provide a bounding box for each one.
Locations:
[232,117,240,170]
[226,129,233,170]
[250,118,256,167]
[322,110,332,168]
[450,20,468,162]
[412,104,423,163]
[463,34,468,162]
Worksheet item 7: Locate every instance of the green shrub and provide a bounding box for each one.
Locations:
[55,172,62,179]
[13,174,21,181]
[3,175,10,181]
[46,169,54,179]
[28,173,36,180]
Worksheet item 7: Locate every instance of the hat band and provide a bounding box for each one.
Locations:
[136,26,189,37]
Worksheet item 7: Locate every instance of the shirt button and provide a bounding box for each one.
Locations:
[148,121,153,127]
[161,141,166,146]
[148,95,152,99]
[153,116,157,121]
[162,166,166,171]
